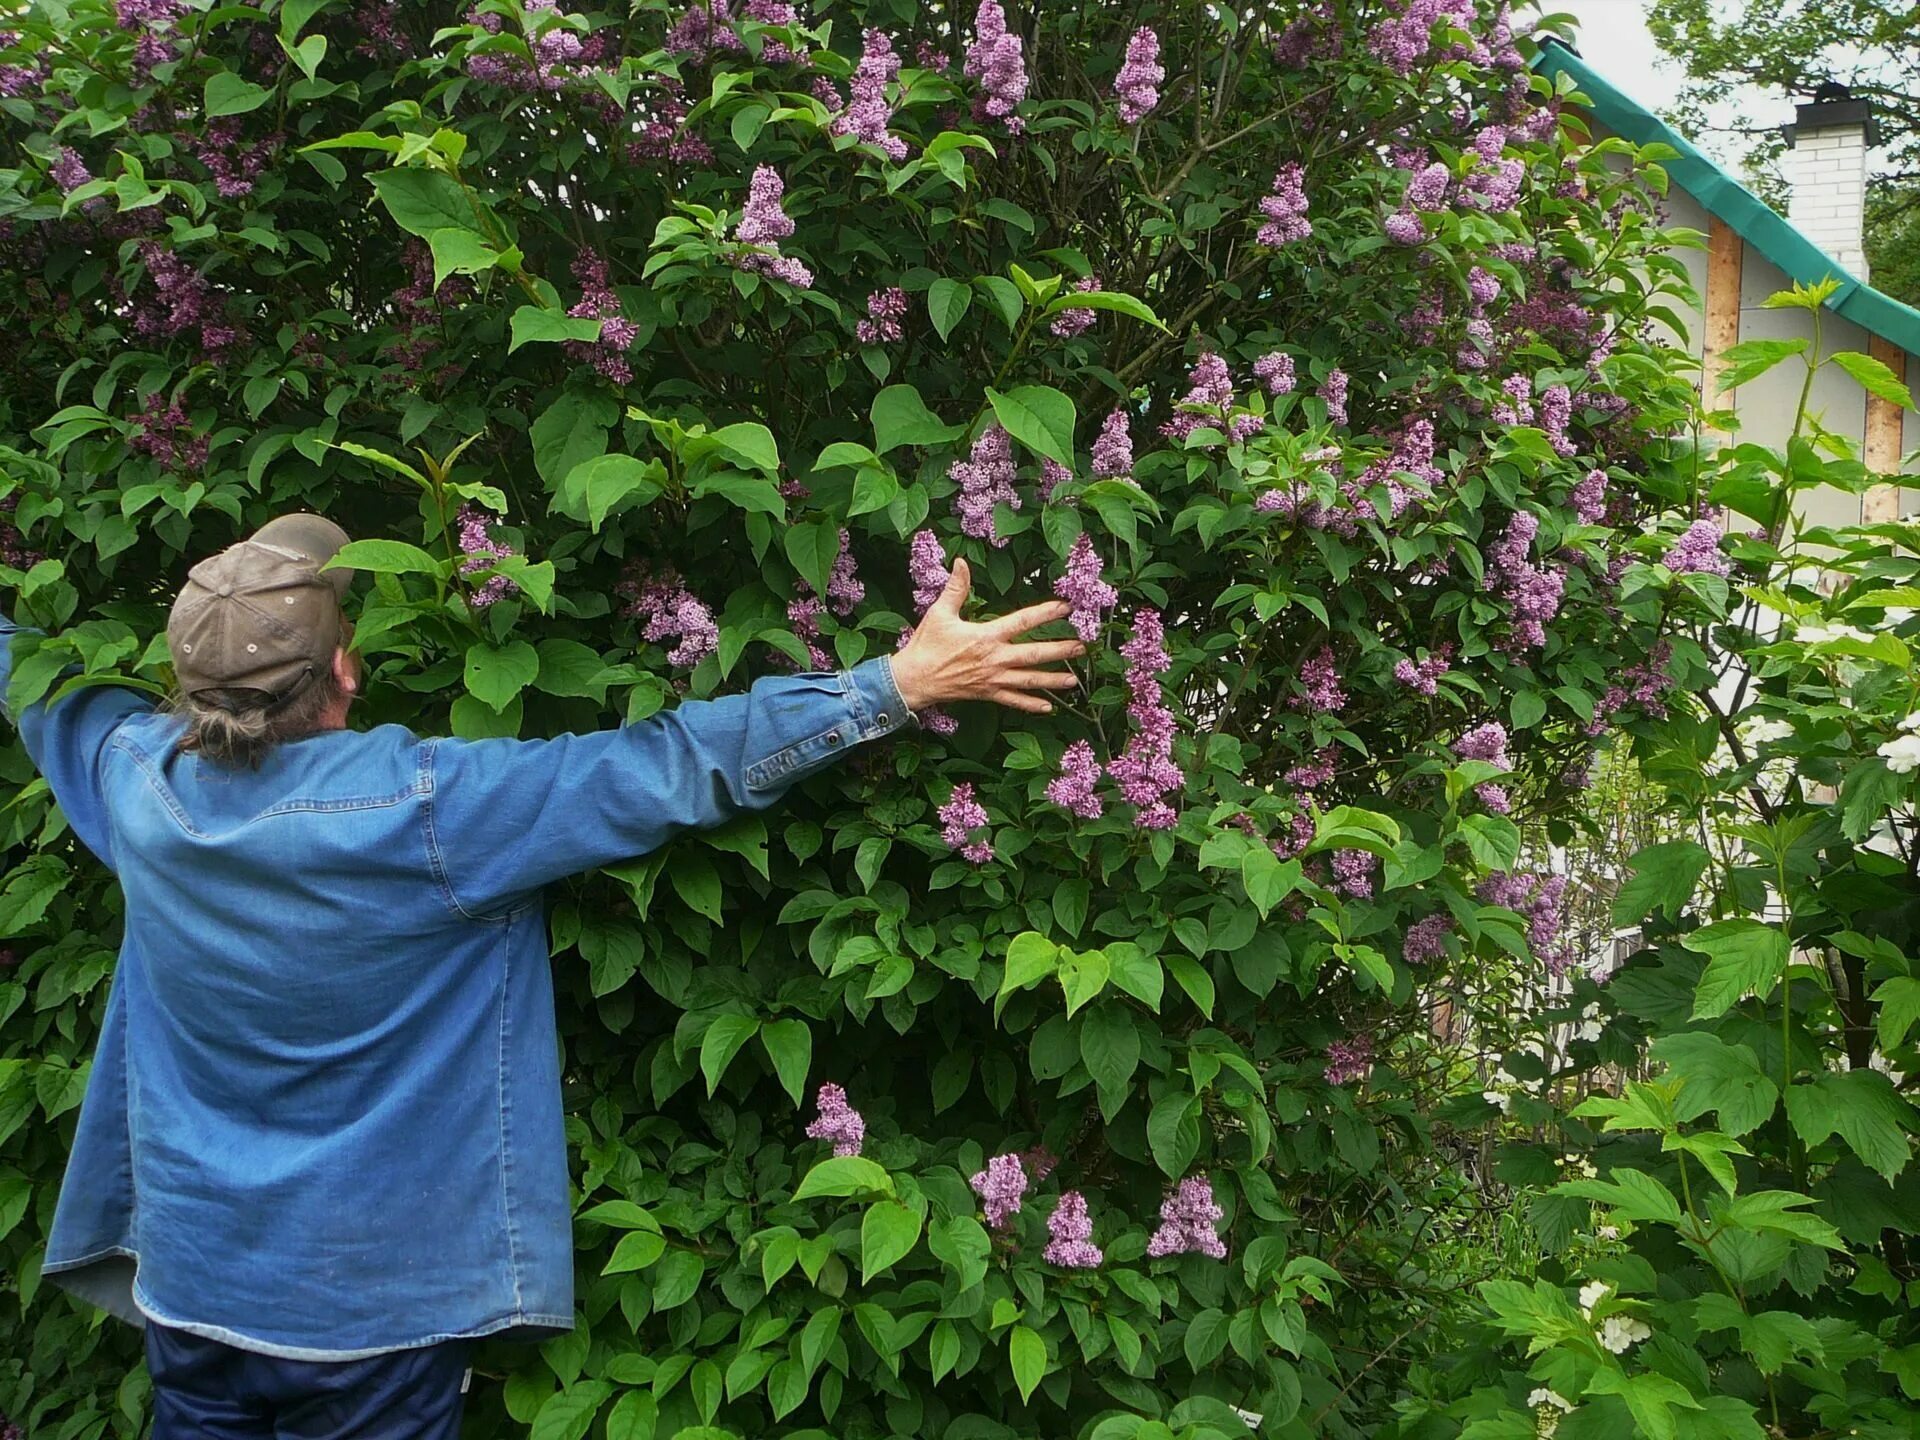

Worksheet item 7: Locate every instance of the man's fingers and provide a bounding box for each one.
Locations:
[990,598,1073,638]
[933,557,972,616]
[995,668,1079,692]
[1004,638,1086,665]
[992,690,1055,714]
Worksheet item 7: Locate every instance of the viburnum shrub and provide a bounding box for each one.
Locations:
[0,0,1727,1434]
[1405,288,1920,1440]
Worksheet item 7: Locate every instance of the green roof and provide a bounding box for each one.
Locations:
[1533,38,1920,359]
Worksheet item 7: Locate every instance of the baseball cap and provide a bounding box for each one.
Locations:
[167,514,355,703]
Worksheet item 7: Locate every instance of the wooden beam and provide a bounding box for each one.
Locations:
[1701,216,1743,421]
[1863,333,1909,525]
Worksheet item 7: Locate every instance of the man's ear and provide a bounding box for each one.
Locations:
[332,645,358,696]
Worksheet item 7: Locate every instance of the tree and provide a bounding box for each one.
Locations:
[0,1,1723,1435]
[1647,0,1920,303]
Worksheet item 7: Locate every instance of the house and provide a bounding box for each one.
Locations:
[1535,38,1920,531]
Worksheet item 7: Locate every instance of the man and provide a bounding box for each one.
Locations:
[2,513,1080,1438]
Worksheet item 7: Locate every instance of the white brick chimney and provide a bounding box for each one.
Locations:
[1783,82,1878,281]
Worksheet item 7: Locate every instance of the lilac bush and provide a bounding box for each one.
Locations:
[0,0,1726,1433]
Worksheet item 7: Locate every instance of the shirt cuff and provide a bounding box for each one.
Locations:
[844,657,913,739]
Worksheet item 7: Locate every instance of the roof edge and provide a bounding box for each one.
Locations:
[1531,36,1920,360]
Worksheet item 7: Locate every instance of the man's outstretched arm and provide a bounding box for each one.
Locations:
[427,560,1080,915]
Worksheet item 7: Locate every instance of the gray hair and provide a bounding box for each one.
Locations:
[171,668,345,769]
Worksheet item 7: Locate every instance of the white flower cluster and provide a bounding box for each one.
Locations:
[1879,711,1920,776]
[1527,1388,1574,1438]
[1795,621,1874,645]
[1577,1279,1652,1353]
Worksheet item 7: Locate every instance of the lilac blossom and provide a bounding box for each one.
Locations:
[940,783,992,864]
[455,505,519,607]
[1540,383,1575,456]
[1393,648,1451,695]
[125,241,243,360]
[1403,914,1452,965]
[1257,162,1312,245]
[950,424,1020,545]
[824,529,865,615]
[1054,533,1115,642]
[1044,1191,1104,1268]
[1465,158,1524,212]
[1568,468,1608,523]
[908,529,951,611]
[1486,511,1564,652]
[1665,518,1730,577]
[1406,161,1451,210]
[126,393,207,472]
[1331,849,1376,899]
[1091,409,1134,479]
[1294,645,1345,711]
[963,1,1028,133]
[1456,721,1513,812]
[787,596,832,670]
[1050,275,1100,339]
[1046,740,1105,819]
[1318,368,1349,426]
[971,1151,1027,1227]
[805,1083,865,1156]
[731,166,814,289]
[622,569,719,667]
[1324,1034,1373,1085]
[1479,871,1572,974]
[856,286,908,344]
[1254,351,1296,396]
[1284,746,1337,790]
[50,147,90,193]
[1367,0,1473,75]
[565,248,639,384]
[1038,458,1072,502]
[1160,352,1235,442]
[1467,266,1501,306]
[1146,1176,1227,1260]
[1493,374,1533,425]
[664,0,744,62]
[1384,208,1425,245]
[1107,609,1183,830]
[834,29,909,160]
[1112,27,1163,124]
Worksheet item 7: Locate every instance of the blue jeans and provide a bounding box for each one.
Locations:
[145,1324,470,1440]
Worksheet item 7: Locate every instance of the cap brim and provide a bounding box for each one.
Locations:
[251,513,354,599]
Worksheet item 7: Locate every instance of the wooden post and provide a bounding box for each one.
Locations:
[1863,334,1910,524]
[1700,217,1743,424]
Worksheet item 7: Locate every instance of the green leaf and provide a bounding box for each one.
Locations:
[872,385,964,453]
[427,227,500,290]
[1715,337,1809,393]
[1147,1091,1202,1177]
[1874,976,1920,1051]
[985,384,1077,469]
[783,520,841,601]
[530,1383,615,1440]
[606,1393,658,1440]
[1613,841,1711,925]
[1040,288,1166,330]
[649,1250,705,1309]
[927,1214,990,1290]
[859,1200,922,1282]
[928,278,972,340]
[1164,954,1215,1017]
[1057,947,1109,1016]
[1079,1003,1140,1098]
[510,306,603,352]
[205,71,272,117]
[533,639,610,700]
[759,1018,812,1107]
[1652,1031,1778,1136]
[998,932,1058,1012]
[1583,1370,1700,1440]
[370,168,483,241]
[562,454,666,532]
[793,1155,895,1200]
[700,1014,760,1095]
[1830,350,1916,409]
[327,538,443,576]
[463,639,540,711]
[1008,1326,1046,1403]
[974,275,1023,330]
[1183,1309,1231,1371]
[601,1229,668,1274]
[532,390,616,490]
[1684,919,1788,1019]
[1785,1070,1914,1181]
[711,422,780,474]
[1555,1168,1683,1225]
[669,854,724,922]
[1105,942,1163,1011]
[1456,813,1521,871]
[693,469,786,518]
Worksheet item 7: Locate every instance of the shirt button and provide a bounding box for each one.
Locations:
[876,712,890,726]
[827,731,842,746]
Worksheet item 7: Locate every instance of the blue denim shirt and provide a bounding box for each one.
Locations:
[1,613,909,1359]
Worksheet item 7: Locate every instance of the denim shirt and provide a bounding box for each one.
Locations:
[0,613,909,1359]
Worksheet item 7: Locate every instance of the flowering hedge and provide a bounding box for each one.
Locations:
[0,0,1727,1434]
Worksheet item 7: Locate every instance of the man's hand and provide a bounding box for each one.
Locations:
[891,559,1084,714]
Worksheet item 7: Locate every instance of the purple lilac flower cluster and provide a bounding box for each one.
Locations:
[383,239,470,372]
[1045,739,1104,819]
[1091,409,1134,479]
[1284,746,1337,790]
[627,83,711,165]
[1045,1191,1103,1268]
[834,29,909,159]
[1456,720,1512,813]
[1037,458,1072,502]
[1257,163,1312,245]
[971,1151,1028,1227]
[1568,467,1608,523]
[941,783,992,864]
[455,506,520,607]
[731,166,813,288]
[1254,351,1296,396]
[1113,28,1163,124]
[50,147,90,193]
[787,596,832,670]
[1493,374,1533,425]
[1049,275,1100,339]
[117,0,188,81]
[620,567,719,667]
[1161,352,1261,445]
[1485,511,1564,652]
[856,286,908,344]
[950,425,1020,545]
[1324,1033,1373,1085]
[467,0,612,92]
[189,118,282,199]
[1146,1175,1227,1259]
[124,241,243,359]
[1588,639,1676,734]
[1107,609,1182,829]
[964,1,1028,133]
[806,1083,865,1156]
[1479,870,1572,974]
[1273,2,1339,65]
[1054,533,1115,642]
[1665,517,1730,577]
[1318,368,1349,426]
[126,392,207,472]
[1393,645,1452,695]
[1403,913,1452,964]
[1330,849,1377,898]
[564,248,640,384]
[1540,383,1576,456]
[1294,645,1346,711]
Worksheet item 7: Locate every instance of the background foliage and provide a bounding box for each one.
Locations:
[10,1,1908,1438]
